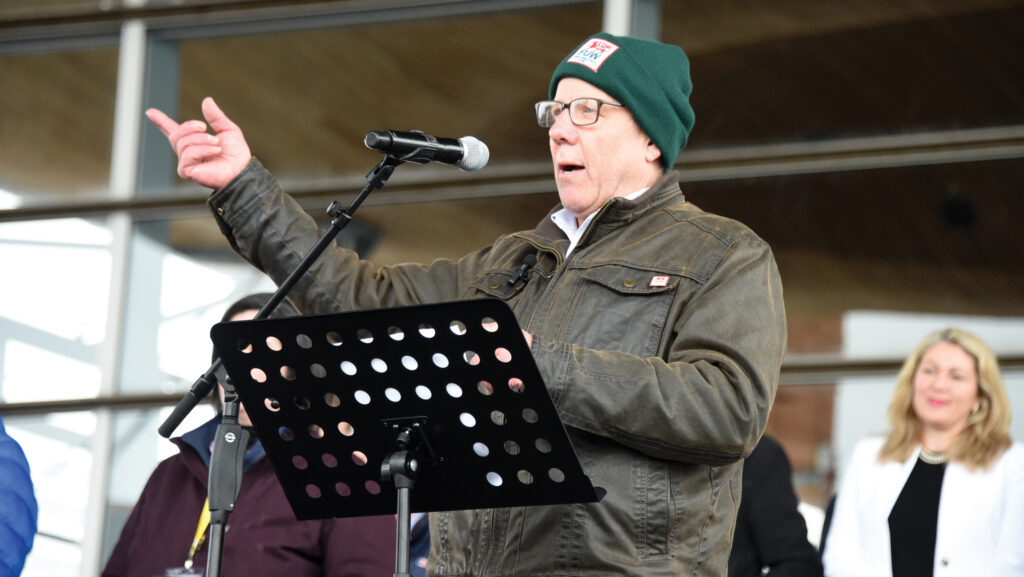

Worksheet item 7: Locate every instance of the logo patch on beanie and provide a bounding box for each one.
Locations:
[567,38,620,72]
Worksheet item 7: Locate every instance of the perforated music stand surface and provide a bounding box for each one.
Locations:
[210,298,599,520]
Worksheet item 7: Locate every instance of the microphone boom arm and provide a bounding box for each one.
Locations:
[158,153,406,438]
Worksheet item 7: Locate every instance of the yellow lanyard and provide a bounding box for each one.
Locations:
[183,498,211,570]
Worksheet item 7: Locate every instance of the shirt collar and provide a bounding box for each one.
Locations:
[551,187,649,256]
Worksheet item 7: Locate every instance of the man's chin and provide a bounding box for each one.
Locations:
[556,188,592,212]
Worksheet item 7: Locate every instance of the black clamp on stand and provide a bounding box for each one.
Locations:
[205,373,248,577]
[210,298,601,577]
[380,418,435,577]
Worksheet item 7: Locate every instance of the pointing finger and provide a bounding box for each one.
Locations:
[145,108,179,137]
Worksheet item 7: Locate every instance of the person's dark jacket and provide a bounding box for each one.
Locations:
[729,435,823,577]
[409,514,430,577]
[102,416,396,577]
[210,159,786,576]
[0,414,38,577]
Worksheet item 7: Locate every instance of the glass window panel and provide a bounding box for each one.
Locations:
[0,217,111,403]
[8,412,95,577]
[0,48,116,202]
[118,217,277,397]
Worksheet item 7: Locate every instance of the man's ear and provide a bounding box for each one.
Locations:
[645,140,662,164]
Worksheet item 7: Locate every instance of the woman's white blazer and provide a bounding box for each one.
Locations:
[822,437,1024,577]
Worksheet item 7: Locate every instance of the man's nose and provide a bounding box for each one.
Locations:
[548,109,577,142]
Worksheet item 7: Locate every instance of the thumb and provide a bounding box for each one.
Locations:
[202,97,241,135]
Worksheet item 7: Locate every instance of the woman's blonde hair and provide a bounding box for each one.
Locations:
[879,327,1012,470]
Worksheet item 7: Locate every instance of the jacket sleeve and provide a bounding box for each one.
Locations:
[821,440,888,577]
[209,158,467,316]
[0,415,38,577]
[990,444,1024,573]
[321,514,397,577]
[530,234,785,465]
[736,437,823,577]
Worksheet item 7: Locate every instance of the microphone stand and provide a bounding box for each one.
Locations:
[206,376,247,577]
[158,154,406,577]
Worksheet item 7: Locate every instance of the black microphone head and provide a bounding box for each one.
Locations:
[456,136,489,172]
[363,130,392,151]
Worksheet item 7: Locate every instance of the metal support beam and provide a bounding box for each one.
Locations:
[83,13,150,575]
[3,124,1023,223]
[603,0,660,39]
[0,0,598,53]
[2,354,1023,416]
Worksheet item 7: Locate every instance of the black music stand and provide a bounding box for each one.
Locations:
[210,298,600,577]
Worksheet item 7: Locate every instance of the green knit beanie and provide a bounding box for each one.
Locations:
[548,32,695,170]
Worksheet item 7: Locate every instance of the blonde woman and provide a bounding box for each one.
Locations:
[822,327,1024,577]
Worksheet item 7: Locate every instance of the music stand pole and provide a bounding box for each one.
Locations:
[381,421,436,577]
[383,449,414,577]
[205,378,248,577]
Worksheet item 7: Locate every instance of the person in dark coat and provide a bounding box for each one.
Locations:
[729,435,824,577]
[101,294,396,577]
[0,412,38,577]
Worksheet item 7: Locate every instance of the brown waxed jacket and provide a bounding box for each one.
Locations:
[210,159,786,577]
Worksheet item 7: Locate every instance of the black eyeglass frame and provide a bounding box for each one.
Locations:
[534,97,624,128]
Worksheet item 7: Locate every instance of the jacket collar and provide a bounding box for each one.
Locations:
[595,169,685,225]
[528,170,685,249]
[175,414,266,472]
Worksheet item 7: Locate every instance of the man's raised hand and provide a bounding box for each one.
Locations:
[145,97,252,190]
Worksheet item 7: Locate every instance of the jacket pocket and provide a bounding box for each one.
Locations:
[468,271,529,300]
[563,264,680,358]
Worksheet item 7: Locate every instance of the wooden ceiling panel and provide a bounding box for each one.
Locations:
[0,48,118,195]
[685,2,1024,146]
[177,6,601,179]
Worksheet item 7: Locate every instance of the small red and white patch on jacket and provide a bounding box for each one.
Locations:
[650,275,670,287]
[567,39,620,72]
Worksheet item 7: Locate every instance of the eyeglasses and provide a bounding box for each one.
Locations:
[534,98,624,128]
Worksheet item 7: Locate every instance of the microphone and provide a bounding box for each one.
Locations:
[364,130,489,172]
[508,253,538,286]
